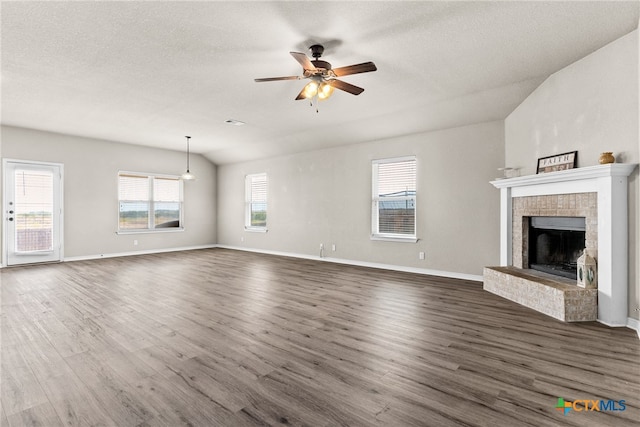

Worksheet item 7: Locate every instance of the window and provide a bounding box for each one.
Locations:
[118,172,183,232]
[245,173,267,231]
[372,156,416,241]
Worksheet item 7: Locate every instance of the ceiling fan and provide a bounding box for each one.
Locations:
[254,44,377,103]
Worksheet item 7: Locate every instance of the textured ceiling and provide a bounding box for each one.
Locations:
[2,1,638,164]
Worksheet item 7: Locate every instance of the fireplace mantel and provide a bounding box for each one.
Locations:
[489,163,637,326]
[491,163,637,189]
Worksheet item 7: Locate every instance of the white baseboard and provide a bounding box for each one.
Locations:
[215,244,483,282]
[64,244,217,262]
[627,317,640,339]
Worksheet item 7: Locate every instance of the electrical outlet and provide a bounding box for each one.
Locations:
[320,243,324,250]
[332,244,336,251]
[419,251,425,260]
[134,239,138,246]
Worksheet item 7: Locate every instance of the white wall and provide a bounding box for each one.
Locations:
[505,29,639,320]
[217,121,504,278]
[506,30,638,172]
[1,125,217,261]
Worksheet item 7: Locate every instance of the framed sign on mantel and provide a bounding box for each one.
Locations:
[536,151,577,174]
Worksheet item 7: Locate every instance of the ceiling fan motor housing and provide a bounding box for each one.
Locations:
[311,60,332,71]
[309,44,325,58]
[309,45,331,72]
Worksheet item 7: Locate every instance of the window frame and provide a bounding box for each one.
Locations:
[117,171,184,234]
[245,173,268,232]
[371,156,417,243]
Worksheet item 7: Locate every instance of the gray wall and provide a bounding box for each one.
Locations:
[505,30,639,320]
[1,125,217,261]
[217,121,504,278]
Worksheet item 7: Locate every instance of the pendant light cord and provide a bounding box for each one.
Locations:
[186,136,191,173]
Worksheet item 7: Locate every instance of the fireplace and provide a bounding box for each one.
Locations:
[527,216,585,279]
[485,163,636,326]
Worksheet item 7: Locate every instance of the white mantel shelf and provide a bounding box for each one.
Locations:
[490,163,638,327]
[491,163,637,189]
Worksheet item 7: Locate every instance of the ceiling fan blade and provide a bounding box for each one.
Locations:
[332,62,377,77]
[254,76,301,82]
[329,79,365,95]
[290,52,316,71]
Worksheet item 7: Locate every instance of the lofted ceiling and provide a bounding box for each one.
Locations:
[1,1,638,165]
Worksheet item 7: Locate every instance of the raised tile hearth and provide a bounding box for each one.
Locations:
[484,266,597,322]
[485,163,636,326]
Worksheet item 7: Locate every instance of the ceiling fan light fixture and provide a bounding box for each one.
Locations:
[318,82,334,100]
[301,81,334,100]
[302,81,319,99]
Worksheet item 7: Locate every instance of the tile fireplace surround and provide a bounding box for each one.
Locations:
[484,163,637,326]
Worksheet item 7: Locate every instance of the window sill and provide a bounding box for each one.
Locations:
[245,227,268,233]
[371,235,418,243]
[117,228,184,235]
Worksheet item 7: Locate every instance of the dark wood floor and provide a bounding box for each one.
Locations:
[1,248,639,427]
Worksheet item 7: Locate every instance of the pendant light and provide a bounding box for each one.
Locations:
[181,136,196,181]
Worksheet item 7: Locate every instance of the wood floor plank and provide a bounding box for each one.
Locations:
[0,344,50,416]
[62,350,153,425]
[2,247,639,426]
[175,355,254,413]
[0,402,8,427]
[39,372,118,426]
[277,358,389,421]
[6,402,63,427]
[138,369,236,424]
[133,373,234,427]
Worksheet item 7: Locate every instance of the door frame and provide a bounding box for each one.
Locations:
[2,159,65,267]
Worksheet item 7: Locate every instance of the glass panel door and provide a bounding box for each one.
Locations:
[4,161,63,266]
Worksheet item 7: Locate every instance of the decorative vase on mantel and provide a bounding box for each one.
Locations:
[599,152,615,164]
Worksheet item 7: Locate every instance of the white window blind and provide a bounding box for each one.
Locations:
[14,169,54,252]
[372,157,416,240]
[119,174,150,230]
[153,177,181,228]
[118,173,182,231]
[245,173,267,230]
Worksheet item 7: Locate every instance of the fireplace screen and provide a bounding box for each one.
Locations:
[528,216,586,279]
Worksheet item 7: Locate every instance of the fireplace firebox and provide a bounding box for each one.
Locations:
[528,216,586,279]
